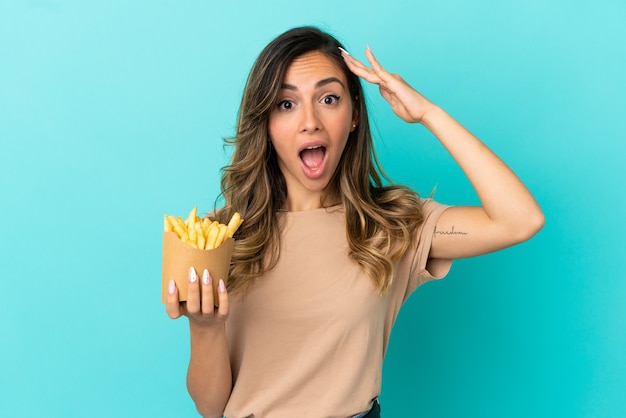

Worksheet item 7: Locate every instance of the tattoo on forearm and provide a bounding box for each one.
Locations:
[433,225,468,237]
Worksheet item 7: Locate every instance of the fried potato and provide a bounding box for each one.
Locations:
[205,222,219,250]
[185,206,197,230]
[226,212,243,238]
[164,208,243,250]
[164,216,174,232]
[216,224,228,248]
[195,222,206,250]
[168,215,186,238]
[188,224,198,249]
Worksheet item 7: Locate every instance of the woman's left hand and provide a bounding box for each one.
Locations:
[341,46,435,124]
[342,45,545,260]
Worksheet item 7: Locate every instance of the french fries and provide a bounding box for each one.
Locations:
[164,207,243,250]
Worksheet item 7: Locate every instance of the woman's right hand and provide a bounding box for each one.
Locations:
[166,267,229,327]
[167,268,233,415]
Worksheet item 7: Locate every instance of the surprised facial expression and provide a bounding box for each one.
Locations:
[268,51,356,211]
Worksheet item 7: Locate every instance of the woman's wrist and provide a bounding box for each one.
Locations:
[419,103,444,129]
[189,320,226,338]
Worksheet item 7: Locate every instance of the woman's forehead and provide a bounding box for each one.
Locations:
[283,51,347,87]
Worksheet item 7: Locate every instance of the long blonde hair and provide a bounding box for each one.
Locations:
[217,26,423,294]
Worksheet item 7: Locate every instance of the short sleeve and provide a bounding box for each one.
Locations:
[406,198,453,294]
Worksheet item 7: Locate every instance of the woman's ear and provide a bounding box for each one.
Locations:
[350,108,359,132]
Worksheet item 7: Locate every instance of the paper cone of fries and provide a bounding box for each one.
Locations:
[161,208,243,306]
[161,232,234,305]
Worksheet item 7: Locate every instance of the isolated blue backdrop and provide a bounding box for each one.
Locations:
[1,0,624,417]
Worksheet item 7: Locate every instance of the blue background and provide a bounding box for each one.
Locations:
[1,0,624,417]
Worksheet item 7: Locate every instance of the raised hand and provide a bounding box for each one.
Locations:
[340,46,436,124]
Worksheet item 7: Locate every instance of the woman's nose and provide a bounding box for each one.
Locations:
[299,103,322,133]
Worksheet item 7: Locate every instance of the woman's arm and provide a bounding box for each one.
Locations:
[342,47,545,259]
[166,269,232,418]
[420,106,544,259]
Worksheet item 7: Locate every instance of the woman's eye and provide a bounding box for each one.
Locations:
[321,95,340,105]
[277,100,294,111]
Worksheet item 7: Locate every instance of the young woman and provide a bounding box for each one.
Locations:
[165,26,544,418]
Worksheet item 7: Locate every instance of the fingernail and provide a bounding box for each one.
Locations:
[366,43,371,51]
[218,279,226,293]
[188,267,198,283]
[338,46,350,56]
[202,269,210,285]
[168,279,176,295]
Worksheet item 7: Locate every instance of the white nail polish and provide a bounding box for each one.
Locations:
[189,267,198,283]
[338,46,350,56]
[202,269,210,285]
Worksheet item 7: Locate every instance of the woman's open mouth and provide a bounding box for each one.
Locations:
[299,145,327,171]
[299,145,328,179]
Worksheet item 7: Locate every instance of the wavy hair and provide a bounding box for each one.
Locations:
[217,26,424,294]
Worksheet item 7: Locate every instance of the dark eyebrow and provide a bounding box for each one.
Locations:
[281,77,346,91]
